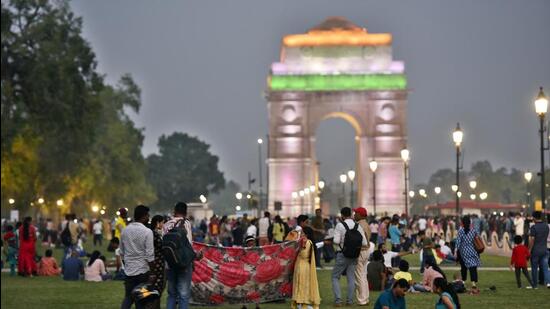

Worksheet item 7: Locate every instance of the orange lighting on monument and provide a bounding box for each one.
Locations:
[283,29,392,47]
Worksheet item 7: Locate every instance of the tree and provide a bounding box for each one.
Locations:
[1,1,154,217]
[146,133,225,211]
[1,0,103,209]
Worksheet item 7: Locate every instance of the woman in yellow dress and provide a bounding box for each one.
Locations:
[291,225,321,309]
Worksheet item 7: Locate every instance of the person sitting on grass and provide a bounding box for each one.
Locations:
[367,250,387,291]
[393,260,414,290]
[435,244,456,263]
[373,278,409,309]
[450,273,466,294]
[62,249,84,281]
[378,243,413,271]
[37,249,61,276]
[85,250,109,282]
[412,259,445,292]
[433,277,461,309]
[510,235,533,289]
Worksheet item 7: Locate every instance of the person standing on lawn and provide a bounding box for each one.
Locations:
[528,210,550,289]
[332,207,368,306]
[163,202,195,309]
[18,217,37,276]
[510,235,533,288]
[353,207,371,306]
[455,215,481,294]
[120,205,155,309]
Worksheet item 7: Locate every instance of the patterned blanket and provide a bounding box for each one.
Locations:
[190,240,300,305]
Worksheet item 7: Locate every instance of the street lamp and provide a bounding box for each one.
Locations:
[236,205,241,211]
[347,170,356,208]
[199,195,207,204]
[479,192,488,200]
[453,123,463,216]
[470,194,476,200]
[257,138,264,212]
[318,180,325,190]
[340,173,347,207]
[469,180,477,190]
[434,186,441,206]
[236,192,243,200]
[91,205,99,213]
[419,189,427,197]
[409,190,415,198]
[534,87,548,211]
[401,148,410,216]
[292,191,298,199]
[309,185,316,193]
[524,171,533,212]
[369,160,378,215]
[8,198,15,205]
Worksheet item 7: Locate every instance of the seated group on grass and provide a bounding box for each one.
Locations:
[34,248,113,282]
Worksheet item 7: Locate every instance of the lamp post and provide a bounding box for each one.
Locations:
[347,170,356,208]
[401,148,410,216]
[340,173,347,207]
[434,187,441,205]
[453,123,464,217]
[524,171,533,212]
[257,138,263,211]
[369,160,378,215]
[534,87,548,211]
[318,180,325,209]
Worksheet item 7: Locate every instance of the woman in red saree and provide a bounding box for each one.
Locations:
[18,216,38,276]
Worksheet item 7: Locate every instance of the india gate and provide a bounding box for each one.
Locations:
[265,17,408,218]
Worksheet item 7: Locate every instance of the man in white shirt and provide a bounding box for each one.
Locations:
[92,220,103,247]
[246,218,258,238]
[514,213,525,238]
[332,207,368,306]
[258,211,271,246]
[378,243,412,268]
[120,205,154,309]
[417,217,427,232]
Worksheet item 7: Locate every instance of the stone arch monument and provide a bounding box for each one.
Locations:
[265,17,408,218]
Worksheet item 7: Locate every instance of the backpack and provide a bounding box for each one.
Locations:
[162,219,196,270]
[61,224,72,247]
[341,221,362,258]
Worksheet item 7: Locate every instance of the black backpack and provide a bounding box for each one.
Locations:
[162,219,196,270]
[61,224,72,247]
[341,221,362,258]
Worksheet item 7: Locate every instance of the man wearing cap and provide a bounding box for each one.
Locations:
[353,207,371,306]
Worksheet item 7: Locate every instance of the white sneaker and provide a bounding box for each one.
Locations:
[525,286,533,289]
[546,283,550,289]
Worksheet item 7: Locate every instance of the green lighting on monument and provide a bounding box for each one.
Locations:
[269,74,407,91]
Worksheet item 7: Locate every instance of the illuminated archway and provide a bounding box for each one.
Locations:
[266,17,408,217]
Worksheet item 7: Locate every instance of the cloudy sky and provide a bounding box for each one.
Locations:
[72,0,550,188]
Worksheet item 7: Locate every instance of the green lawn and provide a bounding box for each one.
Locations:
[2,268,548,308]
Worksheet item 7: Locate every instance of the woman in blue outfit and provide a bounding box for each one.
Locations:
[433,277,460,309]
[454,216,481,294]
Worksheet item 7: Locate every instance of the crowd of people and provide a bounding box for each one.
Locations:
[2,204,549,309]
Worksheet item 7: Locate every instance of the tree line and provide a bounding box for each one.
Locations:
[1,0,225,218]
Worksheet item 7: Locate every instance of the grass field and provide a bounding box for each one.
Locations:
[2,243,547,308]
[2,265,549,308]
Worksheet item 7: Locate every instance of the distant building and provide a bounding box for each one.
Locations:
[424,201,522,216]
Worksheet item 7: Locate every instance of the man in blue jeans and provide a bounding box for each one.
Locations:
[163,202,202,309]
[528,211,550,289]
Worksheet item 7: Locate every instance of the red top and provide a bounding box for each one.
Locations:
[511,244,530,268]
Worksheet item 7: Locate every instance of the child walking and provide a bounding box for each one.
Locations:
[510,235,533,288]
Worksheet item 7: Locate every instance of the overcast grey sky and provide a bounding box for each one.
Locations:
[72,0,550,187]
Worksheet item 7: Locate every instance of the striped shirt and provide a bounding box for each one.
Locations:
[120,222,154,276]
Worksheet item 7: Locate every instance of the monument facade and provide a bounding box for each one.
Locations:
[266,17,408,217]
